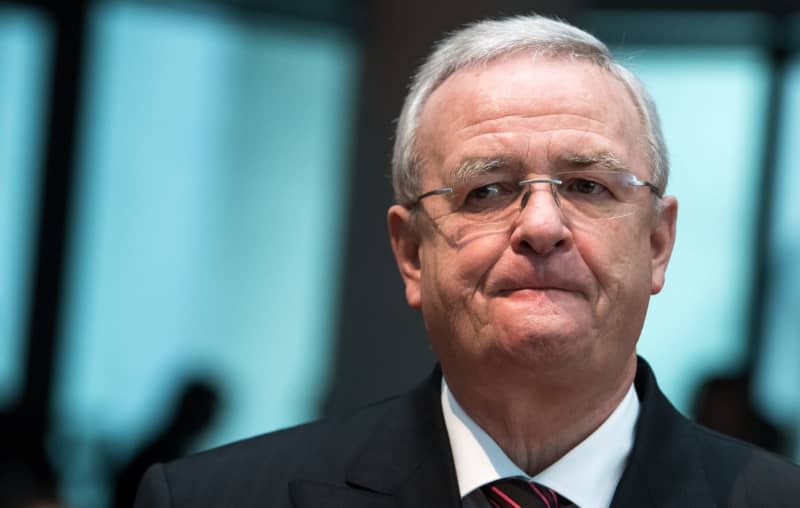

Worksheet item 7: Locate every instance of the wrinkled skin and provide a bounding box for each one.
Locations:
[388,55,677,413]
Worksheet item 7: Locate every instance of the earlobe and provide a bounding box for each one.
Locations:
[650,196,678,295]
[387,205,422,308]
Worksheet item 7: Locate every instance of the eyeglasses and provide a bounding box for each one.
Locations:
[409,169,660,245]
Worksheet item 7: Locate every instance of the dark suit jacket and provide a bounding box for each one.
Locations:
[134,358,800,507]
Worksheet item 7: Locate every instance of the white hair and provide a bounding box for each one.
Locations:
[391,14,669,204]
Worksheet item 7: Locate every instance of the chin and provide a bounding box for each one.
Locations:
[492,320,593,366]
[489,296,592,346]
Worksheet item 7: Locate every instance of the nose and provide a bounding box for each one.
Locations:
[509,183,572,256]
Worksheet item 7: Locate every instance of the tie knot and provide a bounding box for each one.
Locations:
[481,478,567,508]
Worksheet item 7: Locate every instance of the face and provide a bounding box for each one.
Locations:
[388,55,677,385]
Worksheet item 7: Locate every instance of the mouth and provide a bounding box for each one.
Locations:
[497,286,575,296]
[488,267,586,298]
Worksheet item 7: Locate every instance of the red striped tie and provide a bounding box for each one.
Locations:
[481,478,567,508]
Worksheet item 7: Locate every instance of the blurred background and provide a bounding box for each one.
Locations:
[0,0,798,506]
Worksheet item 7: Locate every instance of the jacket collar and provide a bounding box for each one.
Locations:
[611,357,715,507]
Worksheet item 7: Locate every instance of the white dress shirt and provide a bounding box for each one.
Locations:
[441,378,640,508]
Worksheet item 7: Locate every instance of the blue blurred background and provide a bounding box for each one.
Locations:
[0,1,797,507]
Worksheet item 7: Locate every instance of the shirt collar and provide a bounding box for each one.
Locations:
[441,377,640,508]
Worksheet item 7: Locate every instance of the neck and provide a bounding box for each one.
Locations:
[443,353,637,475]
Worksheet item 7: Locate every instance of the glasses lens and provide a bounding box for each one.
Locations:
[421,175,522,244]
[554,170,643,219]
[452,177,522,216]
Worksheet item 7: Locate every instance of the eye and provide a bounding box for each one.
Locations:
[461,182,518,211]
[563,177,609,196]
[468,183,504,200]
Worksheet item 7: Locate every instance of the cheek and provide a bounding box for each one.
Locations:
[419,235,505,326]
[422,233,504,288]
[576,222,652,302]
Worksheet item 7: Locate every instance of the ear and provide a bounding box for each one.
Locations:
[388,204,422,309]
[649,196,678,295]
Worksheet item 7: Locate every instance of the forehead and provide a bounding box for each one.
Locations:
[415,54,648,183]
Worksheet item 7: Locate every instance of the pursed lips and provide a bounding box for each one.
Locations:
[496,286,577,297]
[493,280,583,296]
[487,270,587,297]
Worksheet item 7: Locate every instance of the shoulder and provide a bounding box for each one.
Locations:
[137,394,400,507]
[134,370,445,508]
[627,357,800,506]
[688,420,800,500]
[176,392,402,474]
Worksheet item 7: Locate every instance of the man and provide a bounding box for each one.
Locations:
[135,14,800,507]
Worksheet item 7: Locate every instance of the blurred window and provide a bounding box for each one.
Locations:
[52,2,358,504]
[0,6,51,408]
[754,48,800,461]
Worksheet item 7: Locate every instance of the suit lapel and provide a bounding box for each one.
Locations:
[291,367,462,508]
[611,358,716,507]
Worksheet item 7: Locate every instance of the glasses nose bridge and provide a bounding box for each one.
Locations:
[518,177,562,211]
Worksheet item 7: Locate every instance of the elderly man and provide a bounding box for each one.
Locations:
[135,14,799,508]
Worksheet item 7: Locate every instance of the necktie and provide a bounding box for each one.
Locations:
[481,478,567,508]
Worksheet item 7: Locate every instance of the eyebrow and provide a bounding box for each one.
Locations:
[560,152,631,172]
[451,156,518,182]
[448,151,631,183]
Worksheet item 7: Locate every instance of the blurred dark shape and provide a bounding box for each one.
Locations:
[0,408,60,508]
[111,379,220,508]
[693,372,786,454]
